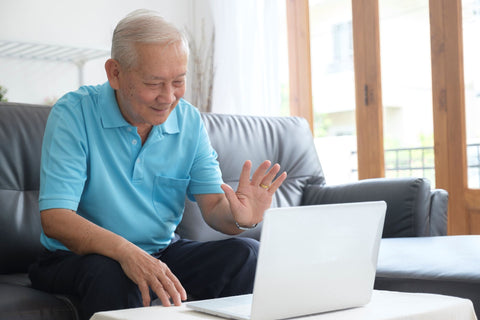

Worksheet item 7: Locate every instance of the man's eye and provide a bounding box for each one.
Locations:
[173,80,184,87]
[145,83,160,87]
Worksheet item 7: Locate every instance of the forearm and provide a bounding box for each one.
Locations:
[41,208,132,260]
[195,194,244,235]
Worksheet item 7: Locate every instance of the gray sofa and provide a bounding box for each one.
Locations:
[1,101,477,319]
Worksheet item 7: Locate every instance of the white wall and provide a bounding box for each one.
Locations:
[0,0,285,118]
[0,0,192,104]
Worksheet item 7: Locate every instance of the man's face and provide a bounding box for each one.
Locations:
[112,42,188,128]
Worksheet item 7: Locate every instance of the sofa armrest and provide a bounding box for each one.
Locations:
[301,177,446,238]
[429,189,448,236]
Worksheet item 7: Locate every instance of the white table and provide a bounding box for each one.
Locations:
[90,290,478,320]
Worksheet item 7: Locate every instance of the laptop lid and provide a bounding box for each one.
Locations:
[250,201,386,320]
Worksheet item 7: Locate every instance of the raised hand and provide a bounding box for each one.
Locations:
[221,160,287,228]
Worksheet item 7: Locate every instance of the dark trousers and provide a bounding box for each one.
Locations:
[29,237,259,320]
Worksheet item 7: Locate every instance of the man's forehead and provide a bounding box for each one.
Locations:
[134,41,188,57]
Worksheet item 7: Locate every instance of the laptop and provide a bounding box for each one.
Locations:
[187,201,387,320]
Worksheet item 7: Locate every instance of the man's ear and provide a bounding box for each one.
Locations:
[105,59,121,90]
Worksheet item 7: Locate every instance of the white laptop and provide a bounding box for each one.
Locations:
[187,201,387,320]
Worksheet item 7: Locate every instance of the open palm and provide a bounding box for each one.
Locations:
[221,160,287,228]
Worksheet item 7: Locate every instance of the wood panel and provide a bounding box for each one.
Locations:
[351,0,385,179]
[286,0,314,133]
[429,0,469,234]
[465,189,480,233]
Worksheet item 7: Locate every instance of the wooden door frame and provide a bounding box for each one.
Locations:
[351,0,385,179]
[285,0,314,133]
[286,0,474,234]
[429,0,469,234]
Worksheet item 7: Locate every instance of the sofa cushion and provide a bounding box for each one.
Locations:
[0,273,81,320]
[375,236,480,315]
[301,177,432,237]
[0,281,79,320]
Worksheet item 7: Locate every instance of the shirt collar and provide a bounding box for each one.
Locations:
[99,82,180,135]
[99,82,130,129]
[160,106,179,135]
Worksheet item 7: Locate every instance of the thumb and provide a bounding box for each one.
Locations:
[221,183,241,211]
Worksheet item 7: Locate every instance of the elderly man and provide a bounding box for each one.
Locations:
[28,9,286,320]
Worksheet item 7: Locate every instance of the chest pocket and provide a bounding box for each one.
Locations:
[153,175,191,222]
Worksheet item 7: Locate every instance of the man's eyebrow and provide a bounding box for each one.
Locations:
[148,73,187,80]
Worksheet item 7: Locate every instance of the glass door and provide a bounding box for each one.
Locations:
[309,0,357,184]
[463,0,480,188]
[379,0,436,185]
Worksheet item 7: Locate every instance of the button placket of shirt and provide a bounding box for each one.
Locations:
[129,127,144,182]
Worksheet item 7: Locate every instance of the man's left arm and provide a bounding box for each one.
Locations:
[195,160,287,235]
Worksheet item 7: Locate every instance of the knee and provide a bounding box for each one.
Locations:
[234,237,259,256]
[226,238,259,269]
[216,238,259,297]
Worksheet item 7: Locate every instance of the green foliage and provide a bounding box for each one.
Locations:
[0,85,7,102]
[313,112,332,137]
[419,133,434,147]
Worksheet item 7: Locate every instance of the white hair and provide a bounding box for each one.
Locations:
[111,9,189,68]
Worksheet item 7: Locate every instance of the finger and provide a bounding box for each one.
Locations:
[267,171,287,194]
[166,269,187,305]
[260,163,281,186]
[251,160,271,186]
[157,279,178,307]
[237,160,253,189]
[138,282,151,307]
[158,271,182,306]
[152,281,171,307]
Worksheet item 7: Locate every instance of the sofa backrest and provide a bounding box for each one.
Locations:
[0,103,50,273]
[0,103,325,272]
[302,177,434,237]
[175,113,324,241]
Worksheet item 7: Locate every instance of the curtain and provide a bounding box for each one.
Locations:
[207,0,282,116]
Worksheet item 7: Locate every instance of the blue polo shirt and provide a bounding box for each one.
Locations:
[39,82,224,254]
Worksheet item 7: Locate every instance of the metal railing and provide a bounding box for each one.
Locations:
[467,143,480,188]
[351,143,480,188]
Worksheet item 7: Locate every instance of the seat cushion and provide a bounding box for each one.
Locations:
[375,236,480,315]
[0,280,79,320]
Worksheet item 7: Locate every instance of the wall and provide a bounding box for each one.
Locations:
[0,0,192,104]
[0,0,285,117]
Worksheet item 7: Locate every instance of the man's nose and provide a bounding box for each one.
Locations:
[156,85,176,104]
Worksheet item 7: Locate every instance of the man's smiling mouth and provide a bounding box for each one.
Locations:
[151,106,170,112]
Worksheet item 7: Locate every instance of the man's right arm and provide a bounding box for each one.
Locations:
[41,209,187,306]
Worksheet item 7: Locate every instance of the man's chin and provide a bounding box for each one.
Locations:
[152,114,172,126]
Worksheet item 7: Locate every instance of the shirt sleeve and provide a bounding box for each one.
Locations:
[39,95,88,211]
[187,115,224,200]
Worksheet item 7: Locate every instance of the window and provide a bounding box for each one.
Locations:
[379,0,436,185]
[309,0,357,185]
[329,21,353,73]
[463,0,480,188]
